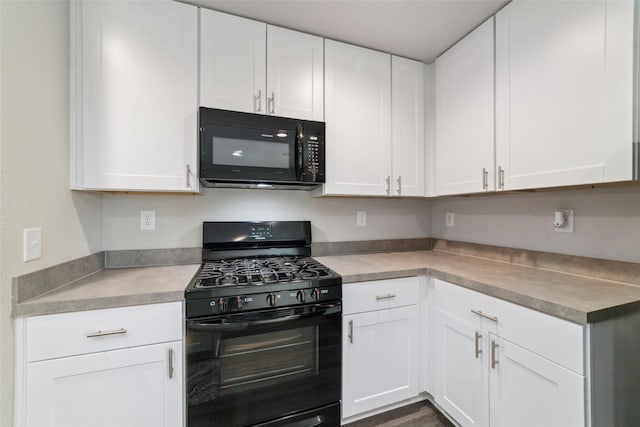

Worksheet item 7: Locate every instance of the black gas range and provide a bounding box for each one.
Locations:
[185,221,342,427]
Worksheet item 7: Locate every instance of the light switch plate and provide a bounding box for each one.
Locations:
[23,228,42,261]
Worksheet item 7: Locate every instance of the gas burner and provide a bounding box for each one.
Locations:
[193,256,334,289]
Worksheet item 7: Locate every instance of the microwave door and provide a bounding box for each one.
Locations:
[201,123,296,183]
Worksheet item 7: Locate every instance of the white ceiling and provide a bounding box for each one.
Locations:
[183,0,510,63]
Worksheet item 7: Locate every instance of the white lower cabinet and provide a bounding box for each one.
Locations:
[342,278,420,420]
[489,336,584,427]
[435,308,488,427]
[16,302,183,427]
[433,279,585,427]
[25,341,182,427]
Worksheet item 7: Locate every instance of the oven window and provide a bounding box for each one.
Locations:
[219,326,318,395]
[212,137,290,169]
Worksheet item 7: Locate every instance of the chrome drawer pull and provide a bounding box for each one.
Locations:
[255,89,262,112]
[168,348,174,379]
[348,320,353,344]
[376,294,396,301]
[471,309,498,323]
[491,340,499,369]
[86,328,127,338]
[475,331,483,359]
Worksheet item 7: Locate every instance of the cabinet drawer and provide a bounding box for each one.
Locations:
[343,277,420,315]
[26,302,182,362]
[434,279,584,374]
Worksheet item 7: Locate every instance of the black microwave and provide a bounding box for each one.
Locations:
[199,107,325,189]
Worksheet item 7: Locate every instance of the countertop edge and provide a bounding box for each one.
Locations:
[13,291,185,317]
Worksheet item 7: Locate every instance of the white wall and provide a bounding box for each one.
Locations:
[103,190,432,250]
[0,2,103,425]
[431,185,640,263]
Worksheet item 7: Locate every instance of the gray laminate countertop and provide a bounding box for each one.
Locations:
[13,264,200,317]
[14,250,640,324]
[315,250,640,324]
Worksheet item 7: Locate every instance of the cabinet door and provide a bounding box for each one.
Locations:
[342,305,419,418]
[200,9,266,114]
[434,308,488,427]
[266,26,323,121]
[77,1,198,192]
[324,40,392,196]
[435,18,494,196]
[391,56,425,197]
[489,336,585,427]
[495,0,634,190]
[25,341,182,427]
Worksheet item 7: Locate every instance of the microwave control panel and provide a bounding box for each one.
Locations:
[302,134,325,182]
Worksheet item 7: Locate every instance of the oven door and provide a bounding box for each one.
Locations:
[186,302,341,427]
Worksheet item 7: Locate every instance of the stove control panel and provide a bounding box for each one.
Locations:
[186,285,342,317]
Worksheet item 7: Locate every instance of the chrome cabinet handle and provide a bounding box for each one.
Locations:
[471,309,498,323]
[186,164,192,189]
[475,331,483,359]
[168,348,174,379]
[482,168,488,190]
[348,320,353,344]
[268,92,275,114]
[376,294,396,300]
[86,328,127,338]
[386,176,391,195]
[498,166,505,189]
[491,340,499,369]
[396,176,401,195]
[255,89,262,112]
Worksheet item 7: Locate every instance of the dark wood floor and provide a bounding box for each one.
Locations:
[345,401,455,427]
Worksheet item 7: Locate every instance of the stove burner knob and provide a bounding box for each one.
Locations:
[218,298,227,312]
[311,288,321,301]
[266,293,277,307]
[235,296,244,310]
[296,290,307,303]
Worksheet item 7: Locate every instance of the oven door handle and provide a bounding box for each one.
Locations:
[188,303,340,332]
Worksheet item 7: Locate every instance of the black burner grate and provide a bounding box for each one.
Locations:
[194,257,331,288]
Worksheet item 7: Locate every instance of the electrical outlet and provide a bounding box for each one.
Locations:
[553,210,574,233]
[445,212,455,228]
[23,228,42,261]
[356,211,367,227]
[140,210,156,231]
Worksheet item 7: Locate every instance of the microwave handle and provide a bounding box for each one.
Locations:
[295,123,304,180]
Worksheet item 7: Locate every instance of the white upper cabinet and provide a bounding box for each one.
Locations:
[71,0,198,192]
[495,0,635,191]
[323,40,392,196]
[200,9,324,121]
[435,18,495,196]
[199,10,266,115]
[392,56,426,197]
[266,26,324,121]
[322,41,425,197]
